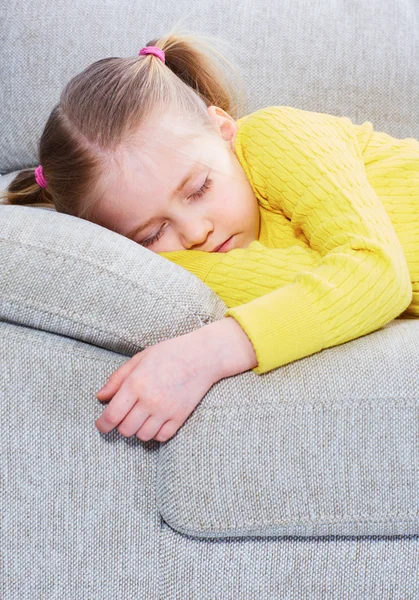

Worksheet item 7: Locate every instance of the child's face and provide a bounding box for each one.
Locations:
[92,105,260,253]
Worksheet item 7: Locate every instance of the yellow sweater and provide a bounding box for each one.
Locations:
[159,105,419,374]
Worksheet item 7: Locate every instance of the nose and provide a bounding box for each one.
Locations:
[179,217,214,249]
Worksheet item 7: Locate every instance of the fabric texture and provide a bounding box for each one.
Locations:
[2,0,419,597]
[2,0,419,176]
[0,204,226,357]
[157,319,419,539]
[160,105,419,374]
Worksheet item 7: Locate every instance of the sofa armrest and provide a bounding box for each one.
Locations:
[157,319,419,539]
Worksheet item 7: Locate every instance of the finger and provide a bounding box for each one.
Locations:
[96,353,144,401]
[95,381,140,433]
[116,402,150,438]
[136,415,167,442]
[154,420,180,442]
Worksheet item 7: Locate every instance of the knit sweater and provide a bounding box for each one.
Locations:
[159,105,419,375]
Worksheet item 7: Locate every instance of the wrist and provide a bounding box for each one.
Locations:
[198,316,258,379]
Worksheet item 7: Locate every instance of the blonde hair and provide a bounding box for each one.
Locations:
[1,24,247,221]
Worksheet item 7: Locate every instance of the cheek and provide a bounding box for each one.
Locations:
[152,227,185,252]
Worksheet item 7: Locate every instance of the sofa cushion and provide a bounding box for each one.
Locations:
[0,204,226,355]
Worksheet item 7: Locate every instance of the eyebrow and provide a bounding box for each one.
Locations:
[126,161,201,239]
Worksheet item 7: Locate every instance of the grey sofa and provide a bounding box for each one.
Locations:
[1,1,418,598]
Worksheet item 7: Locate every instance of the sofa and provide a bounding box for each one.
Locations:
[1,0,418,598]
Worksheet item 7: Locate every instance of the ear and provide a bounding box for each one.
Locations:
[207,105,237,149]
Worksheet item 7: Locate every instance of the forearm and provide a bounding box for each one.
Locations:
[197,316,258,380]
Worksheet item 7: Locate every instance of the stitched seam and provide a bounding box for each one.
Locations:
[0,296,155,346]
[0,324,130,364]
[0,237,212,315]
[0,295,213,341]
[189,400,419,411]
[176,512,419,532]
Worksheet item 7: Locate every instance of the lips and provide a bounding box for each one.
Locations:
[214,236,233,252]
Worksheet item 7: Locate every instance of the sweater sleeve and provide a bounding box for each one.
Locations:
[159,242,322,306]
[161,106,413,374]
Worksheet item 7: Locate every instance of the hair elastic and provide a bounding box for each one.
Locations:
[35,165,48,188]
[138,46,165,63]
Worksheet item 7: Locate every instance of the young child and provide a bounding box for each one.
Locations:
[3,30,419,444]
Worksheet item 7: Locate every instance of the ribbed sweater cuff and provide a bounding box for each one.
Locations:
[224,283,324,374]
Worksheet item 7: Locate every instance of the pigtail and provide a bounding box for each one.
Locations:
[0,168,54,208]
[147,25,248,120]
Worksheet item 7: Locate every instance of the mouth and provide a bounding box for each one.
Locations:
[213,236,233,252]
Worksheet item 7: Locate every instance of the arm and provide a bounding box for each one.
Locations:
[194,316,258,378]
[159,243,325,374]
[161,106,413,374]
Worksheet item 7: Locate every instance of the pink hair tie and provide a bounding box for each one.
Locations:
[138,46,165,63]
[35,165,48,189]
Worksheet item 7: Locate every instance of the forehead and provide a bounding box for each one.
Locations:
[91,114,217,226]
[129,111,207,149]
[116,113,211,175]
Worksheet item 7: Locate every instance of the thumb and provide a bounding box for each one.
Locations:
[96,352,144,401]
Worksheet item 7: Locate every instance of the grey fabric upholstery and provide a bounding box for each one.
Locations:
[1,0,418,598]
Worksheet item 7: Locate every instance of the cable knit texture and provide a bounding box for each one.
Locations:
[159,106,419,374]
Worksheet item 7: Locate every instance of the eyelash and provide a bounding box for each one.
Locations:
[140,177,213,247]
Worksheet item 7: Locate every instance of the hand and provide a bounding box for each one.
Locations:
[94,329,223,443]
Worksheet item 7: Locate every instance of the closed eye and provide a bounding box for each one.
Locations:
[189,176,212,200]
[140,177,213,247]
